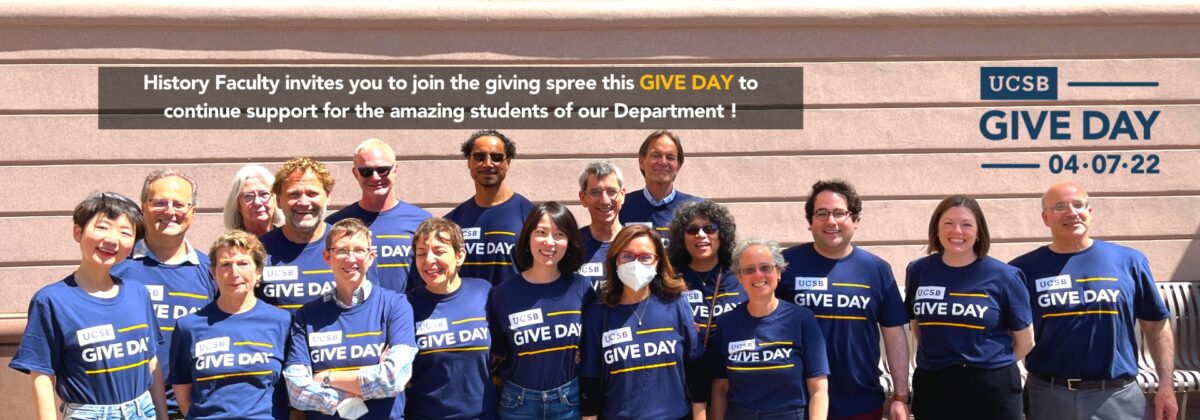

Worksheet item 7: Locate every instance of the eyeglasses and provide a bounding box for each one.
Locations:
[617,252,658,265]
[739,263,777,276]
[240,190,272,204]
[329,247,370,260]
[586,188,621,200]
[470,152,507,163]
[355,165,393,177]
[1047,200,1089,213]
[684,223,719,235]
[147,199,192,212]
[813,209,851,222]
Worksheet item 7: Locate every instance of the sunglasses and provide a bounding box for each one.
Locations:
[471,152,507,163]
[355,166,393,177]
[684,223,719,235]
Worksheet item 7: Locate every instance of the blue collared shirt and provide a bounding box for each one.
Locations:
[131,239,202,265]
[643,186,678,206]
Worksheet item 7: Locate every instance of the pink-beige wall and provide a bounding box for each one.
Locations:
[0,2,1197,416]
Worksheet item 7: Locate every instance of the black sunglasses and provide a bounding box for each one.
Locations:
[355,166,393,177]
[471,152,507,163]
[684,223,719,235]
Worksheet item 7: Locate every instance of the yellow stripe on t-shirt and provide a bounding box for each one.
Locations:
[546,311,581,317]
[85,358,150,375]
[1043,310,1119,318]
[452,317,487,325]
[831,282,870,289]
[118,324,148,333]
[196,370,274,382]
[728,364,795,372]
[168,292,209,300]
[1076,277,1118,283]
[420,346,489,355]
[378,263,410,268]
[948,292,989,298]
[610,361,677,375]
[484,231,516,236]
[518,345,578,357]
[637,327,674,335]
[815,314,868,321]
[234,341,274,349]
[918,321,985,330]
[302,269,332,275]
[377,234,411,239]
[345,331,382,338]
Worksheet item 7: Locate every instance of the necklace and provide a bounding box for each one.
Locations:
[631,298,649,326]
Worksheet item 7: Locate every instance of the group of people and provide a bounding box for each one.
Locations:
[9,129,1179,420]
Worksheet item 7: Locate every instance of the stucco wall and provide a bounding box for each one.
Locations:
[0,1,1196,416]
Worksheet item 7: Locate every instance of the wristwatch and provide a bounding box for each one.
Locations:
[322,372,332,388]
[892,393,909,404]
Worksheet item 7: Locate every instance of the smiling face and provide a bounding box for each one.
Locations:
[323,231,374,284]
[278,170,328,233]
[579,173,625,228]
[466,136,510,188]
[938,206,979,259]
[75,214,137,269]
[808,190,858,257]
[414,232,466,292]
[1041,183,1093,242]
[238,175,276,226]
[638,135,680,186]
[736,244,779,302]
[213,247,260,297]
[353,146,397,200]
[529,214,568,269]
[684,215,719,265]
[142,176,195,241]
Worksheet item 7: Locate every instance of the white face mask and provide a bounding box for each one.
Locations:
[616,261,656,291]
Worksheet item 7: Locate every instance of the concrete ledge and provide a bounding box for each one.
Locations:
[0,1,1199,29]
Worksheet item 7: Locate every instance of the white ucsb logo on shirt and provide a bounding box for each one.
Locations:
[914,286,946,301]
[1035,275,1072,292]
[794,277,828,291]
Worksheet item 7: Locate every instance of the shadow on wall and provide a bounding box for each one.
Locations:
[1178,228,1200,282]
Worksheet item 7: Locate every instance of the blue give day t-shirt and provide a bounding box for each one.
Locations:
[1009,240,1169,379]
[11,275,163,405]
[445,194,534,286]
[112,250,216,386]
[580,295,702,420]
[327,201,431,293]
[905,255,1032,370]
[169,300,291,420]
[259,225,378,312]
[487,273,595,390]
[710,302,830,412]
[778,244,907,417]
[287,287,416,420]
[407,277,496,420]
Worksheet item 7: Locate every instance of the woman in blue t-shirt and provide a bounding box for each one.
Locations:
[666,200,745,415]
[904,195,1033,420]
[710,238,830,420]
[487,201,594,419]
[406,218,497,419]
[169,230,291,419]
[10,192,168,420]
[580,224,703,420]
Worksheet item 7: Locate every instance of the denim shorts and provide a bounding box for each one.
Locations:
[62,390,156,420]
[498,378,580,420]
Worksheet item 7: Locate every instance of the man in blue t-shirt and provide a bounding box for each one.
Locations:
[112,169,216,416]
[618,130,700,244]
[444,130,534,285]
[1010,181,1176,420]
[327,139,432,293]
[777,180,910,420]
[576,161,626,290]
[259,157,342,311]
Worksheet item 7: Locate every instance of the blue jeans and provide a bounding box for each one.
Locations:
[62,390,156,420]
[726,404,807,420]
[498,378,580,420]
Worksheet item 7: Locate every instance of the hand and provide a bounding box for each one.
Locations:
[888,399,910,420]
[1154,390,1178,420]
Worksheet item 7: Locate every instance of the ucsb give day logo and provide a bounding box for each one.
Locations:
[976,67,1163,175]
